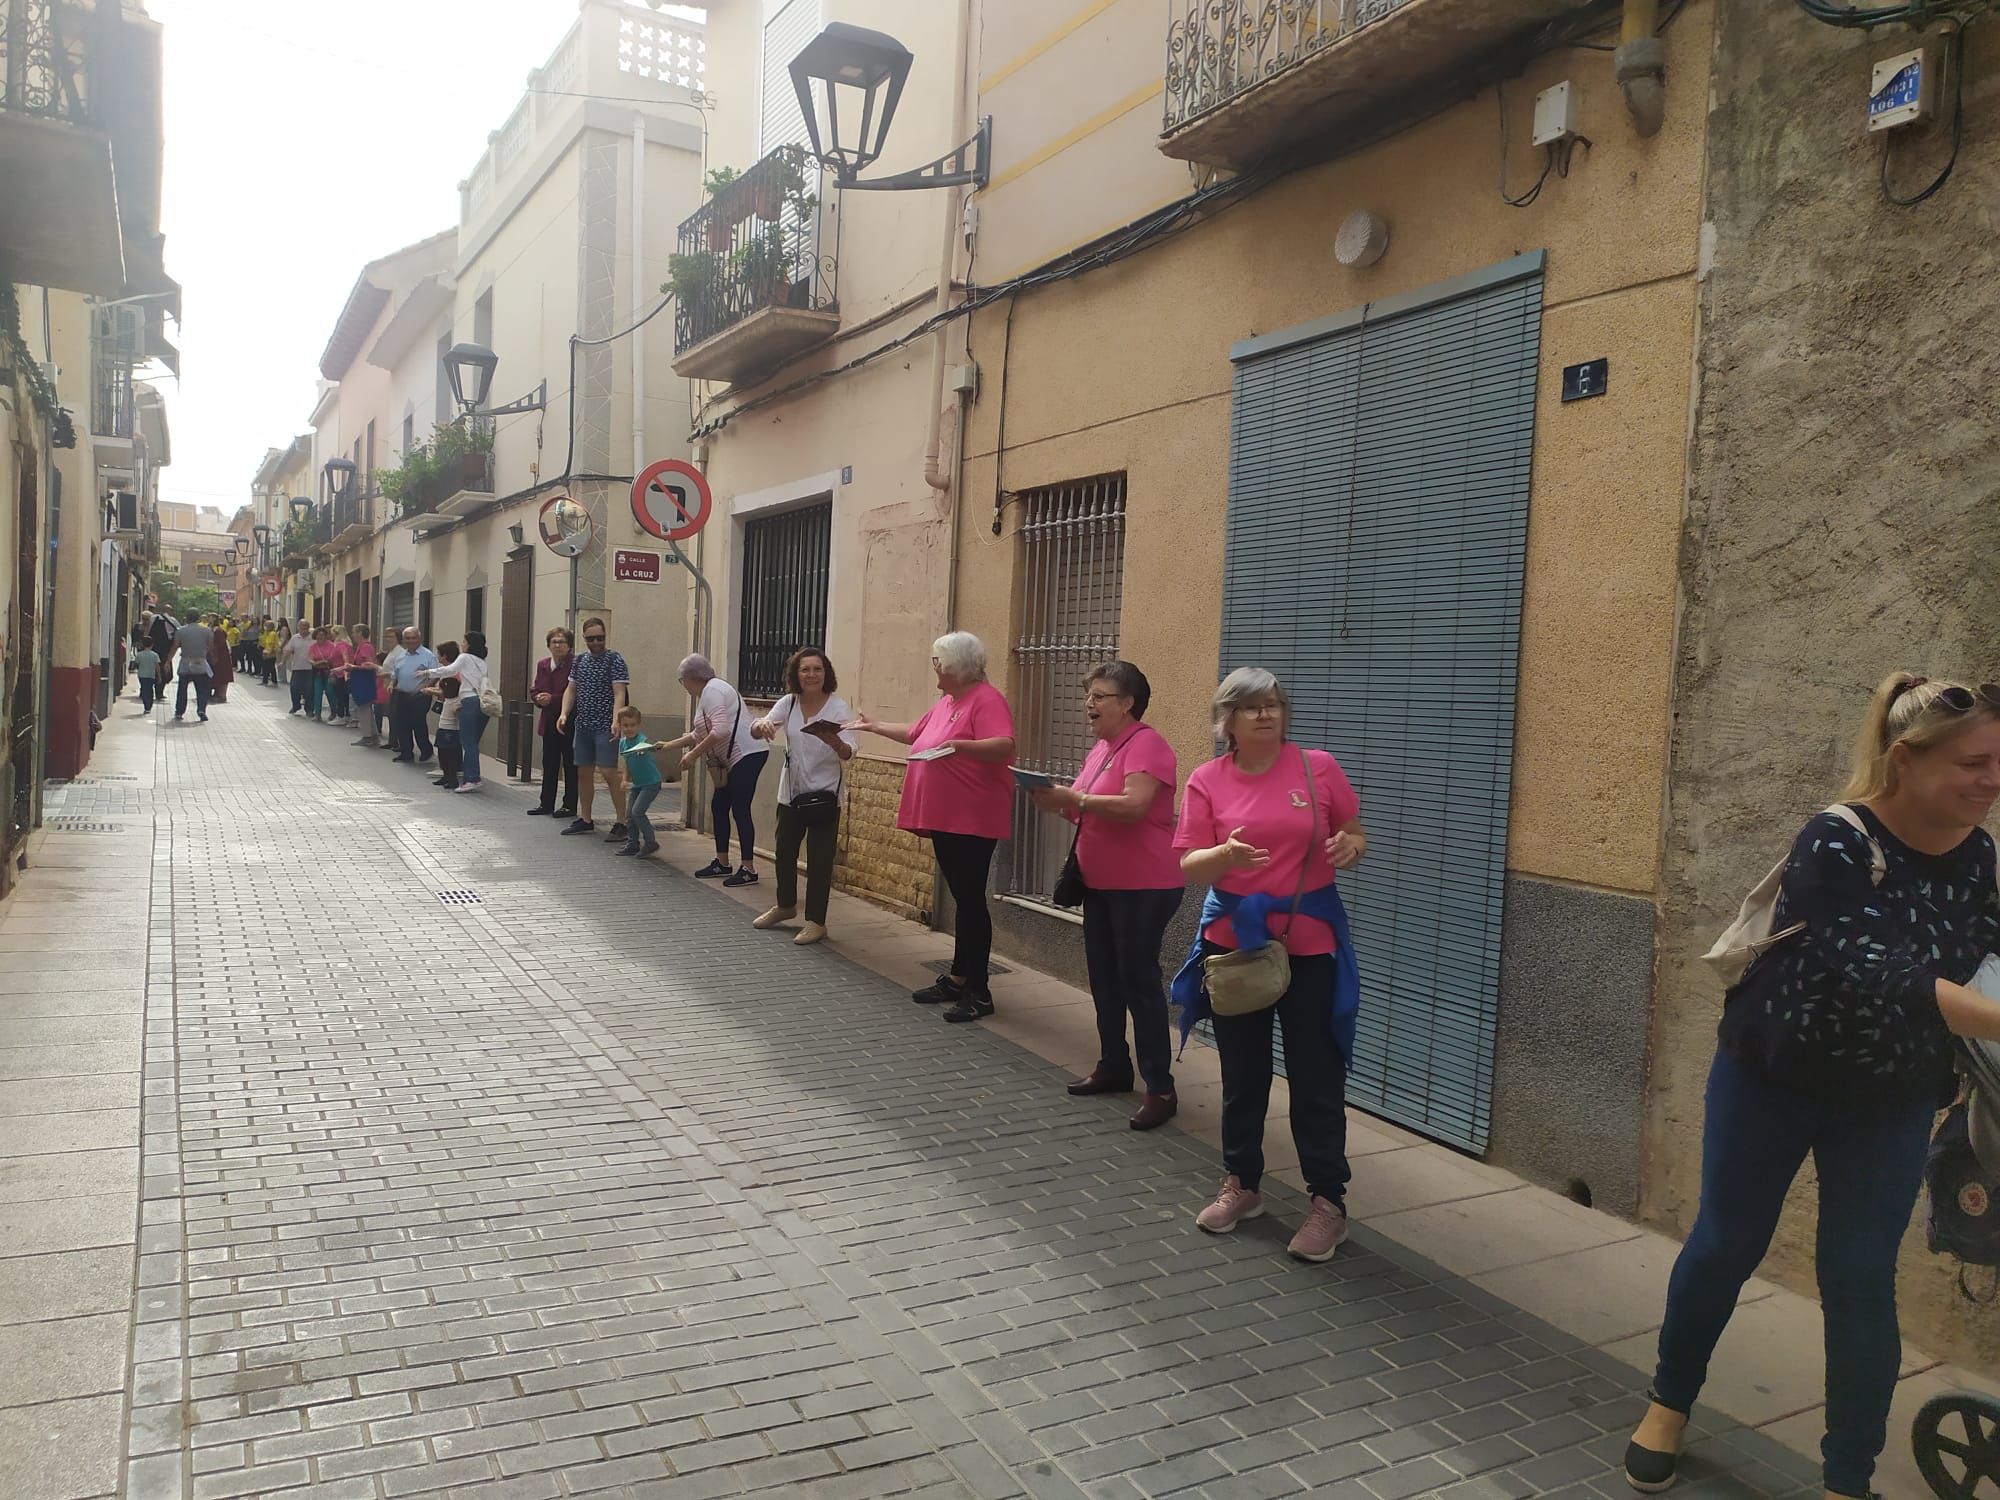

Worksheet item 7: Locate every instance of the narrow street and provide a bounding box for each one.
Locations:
[3,683,1824,1500]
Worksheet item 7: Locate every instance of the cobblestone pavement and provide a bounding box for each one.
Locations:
[13,683,1827,1500]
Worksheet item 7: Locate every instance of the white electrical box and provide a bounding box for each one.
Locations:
[1869,44,1938,132]
[1532,80,1578,146]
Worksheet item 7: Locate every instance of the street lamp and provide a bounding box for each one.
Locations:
[323,457,357,505]
[444,342,546,419]
[252,523,272,550]
[288,496,312,524]
[233,535,252,559]
[789,24,989,191]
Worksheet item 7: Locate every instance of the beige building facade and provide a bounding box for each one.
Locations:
[266,0,711,751]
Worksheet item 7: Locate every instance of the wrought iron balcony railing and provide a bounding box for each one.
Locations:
[1,0,94,125]
[672,145,836,358]
[1164,0,1410,134]
[91,359,134,439]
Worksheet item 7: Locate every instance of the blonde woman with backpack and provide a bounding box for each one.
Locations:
[1626,673,2000,1500]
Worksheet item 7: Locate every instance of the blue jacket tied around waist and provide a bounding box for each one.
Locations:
[1170,884,1360,1061]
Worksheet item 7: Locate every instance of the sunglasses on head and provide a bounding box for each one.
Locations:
[1900,677,2000,713]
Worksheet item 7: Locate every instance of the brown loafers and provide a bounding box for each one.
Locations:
[1128,1092,1178,1131]
[1066,1066,1135,1097]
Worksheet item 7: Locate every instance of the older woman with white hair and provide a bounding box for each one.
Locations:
[849,631,1016,1024]
[1171,666,1368,1264]
[658,653,766,886]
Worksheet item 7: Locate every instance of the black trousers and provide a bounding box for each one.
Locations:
[774,801,839,923]
[931,832,998,987]
[709,751,768,862]
[539,726,578,812]
[1205,946,1350,1205]
[1081,887,1183,1096]
[435,727,461,787]
[391,691,433,759]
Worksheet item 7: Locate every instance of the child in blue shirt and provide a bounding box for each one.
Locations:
[616,706,665,857]
[132,641,160,713]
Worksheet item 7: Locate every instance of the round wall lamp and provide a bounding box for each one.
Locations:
[1335,209,1390,269]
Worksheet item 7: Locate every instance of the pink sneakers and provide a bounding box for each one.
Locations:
[1195,1175,1265,1233]
[1287,1195,1348,1262]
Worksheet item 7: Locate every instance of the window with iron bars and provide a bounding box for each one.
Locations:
[1008,474,1127,901]
[736,500,831,698]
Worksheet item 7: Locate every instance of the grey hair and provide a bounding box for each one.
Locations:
[677,653,716,683]
[932,631,988,683]
[1212,666,1288,749]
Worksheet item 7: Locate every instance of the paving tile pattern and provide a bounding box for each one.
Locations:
[32,690,1827,1499]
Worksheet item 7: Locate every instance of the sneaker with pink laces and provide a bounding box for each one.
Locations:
[1195,1175,1264,1234]
[1287,1195,1348,1262]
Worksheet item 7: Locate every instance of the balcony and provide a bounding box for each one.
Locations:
[1161,0,1595,170]
[670,145,838,387]
[0,0,124,292]
[89,354,135,469]
[330,490,372,550]
[278,516,311,569]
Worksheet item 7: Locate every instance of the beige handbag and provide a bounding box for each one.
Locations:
[1203,747,1316,1018]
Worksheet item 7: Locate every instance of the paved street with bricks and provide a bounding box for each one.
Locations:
[0,683,1835,1500]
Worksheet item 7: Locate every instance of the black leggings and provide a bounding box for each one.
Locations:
[931,832,998,986]
[711,751,768,862]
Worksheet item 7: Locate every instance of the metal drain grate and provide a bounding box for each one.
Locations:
[436,889,483,906]
[46,818,123,833]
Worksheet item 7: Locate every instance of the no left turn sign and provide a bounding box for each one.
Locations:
[631,459,712,543]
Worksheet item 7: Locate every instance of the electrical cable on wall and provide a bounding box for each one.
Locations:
[1882,15,1973,203]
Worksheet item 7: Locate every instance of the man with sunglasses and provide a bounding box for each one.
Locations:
[556,616,630,840]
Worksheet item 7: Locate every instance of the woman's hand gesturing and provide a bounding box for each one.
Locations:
[1222,826,1272,871]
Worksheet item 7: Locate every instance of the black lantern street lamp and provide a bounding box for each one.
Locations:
[233,534,253,559]
[288,496,312,524]
[322,456,357,504]
[789,24,989,192]
[252,523,272,549]
[444,342,546,419]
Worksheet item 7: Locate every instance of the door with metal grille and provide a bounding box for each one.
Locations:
[1221,252,1545,1153]
[736,500,831,698]
[1007,475,1126,900]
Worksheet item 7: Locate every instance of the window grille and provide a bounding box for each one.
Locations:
[736,500,831,698]
[385,583,414,631]
[1008,474,1126,900]
[466,586,485,639]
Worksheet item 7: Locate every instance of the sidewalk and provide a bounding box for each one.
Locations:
[0,680,1973,1499]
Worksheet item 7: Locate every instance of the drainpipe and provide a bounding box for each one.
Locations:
[921,0,975,494]
[1616,0,1666,138]
[632,115,648,481]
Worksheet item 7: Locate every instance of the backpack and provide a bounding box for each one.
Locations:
[1702,804,1885,983]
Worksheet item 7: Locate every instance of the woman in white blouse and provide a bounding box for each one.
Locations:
[418,630,491,793]
[749,647,855,945]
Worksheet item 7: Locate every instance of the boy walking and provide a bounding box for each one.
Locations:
[132,638,160,713]
[615,707,664,857]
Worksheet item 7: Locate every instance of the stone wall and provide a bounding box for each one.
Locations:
[1654,1,2000,1369]
[835,755,933,917]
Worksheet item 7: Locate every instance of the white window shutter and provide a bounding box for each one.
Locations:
[758,0,819,156]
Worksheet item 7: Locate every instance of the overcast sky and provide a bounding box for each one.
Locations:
[145,0,605,515]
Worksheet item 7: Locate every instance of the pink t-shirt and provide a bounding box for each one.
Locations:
[1073,723,1181,890]
[897,682,1016,840]
[308,641,335,668]
[1172,745,1359,956]
[348,642,378,670]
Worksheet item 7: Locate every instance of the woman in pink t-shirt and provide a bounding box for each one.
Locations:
[848,631,1015,1025]
[1028,660,1184,1131]
[1173,666,1369,1264]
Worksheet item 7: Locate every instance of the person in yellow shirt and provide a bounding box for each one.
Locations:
[257,621,280,686]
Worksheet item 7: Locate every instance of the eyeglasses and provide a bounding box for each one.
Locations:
[1083,690,1124,705]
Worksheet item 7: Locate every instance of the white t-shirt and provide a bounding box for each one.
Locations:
[766,693,855,803]
[424,653,487,699]
[696,678,760,768]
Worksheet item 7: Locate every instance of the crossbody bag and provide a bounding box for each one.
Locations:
[706,697,743,789]
[1202,745,1317,1018]
[786,698,843,830]
[1051,726,1142,909]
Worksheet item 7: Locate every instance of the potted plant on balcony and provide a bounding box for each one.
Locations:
[754,147,810,222]
[732,225,792,310]
[432,420,493,496]
[704,165,747,248]
[666,250,721,308]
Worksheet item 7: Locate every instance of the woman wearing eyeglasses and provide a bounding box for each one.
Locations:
[1172,667,1366,1264]
[1028,661,1184,1130]
[848,632,1016,1025]
[1625,674,2000,1500]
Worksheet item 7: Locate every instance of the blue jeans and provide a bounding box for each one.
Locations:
[457,698,487,785]
[624,782,661,850]
[1653,1049,1935,1496]
[710,750,768,863]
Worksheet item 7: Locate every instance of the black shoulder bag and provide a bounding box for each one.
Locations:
[1051,727,1140,909]
[787,698,843,830]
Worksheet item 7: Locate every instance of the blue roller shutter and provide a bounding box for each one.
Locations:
[1220,252,1544,1153]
